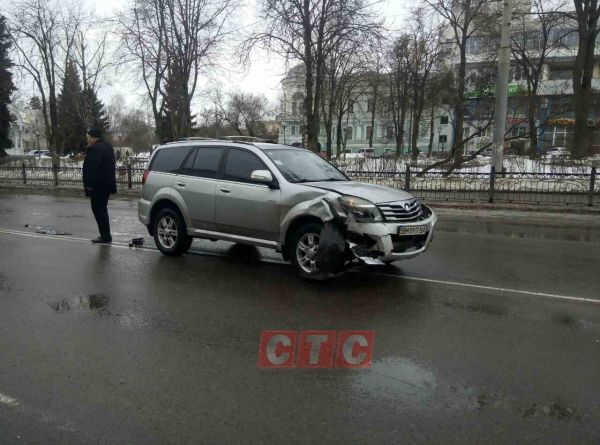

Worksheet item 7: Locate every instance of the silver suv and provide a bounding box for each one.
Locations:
[138,141,436,278]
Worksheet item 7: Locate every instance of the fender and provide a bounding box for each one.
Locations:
[149,187,191,228]
[279,195,339,246]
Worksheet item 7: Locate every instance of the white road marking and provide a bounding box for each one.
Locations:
[356,271,600,305]
[0,227,598,305]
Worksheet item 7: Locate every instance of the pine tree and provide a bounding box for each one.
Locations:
[0,15,16,156]
[57,60,86,155]
[82,86,109,135]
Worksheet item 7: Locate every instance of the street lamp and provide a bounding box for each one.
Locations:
[282,124,286,144]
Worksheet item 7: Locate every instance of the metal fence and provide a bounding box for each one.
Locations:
[343,165,599,206]
[0,165,145,191]
[0,164,598,206]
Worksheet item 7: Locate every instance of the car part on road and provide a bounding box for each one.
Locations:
[35,225,72,236]
[129,237,145,248]
[315,220,347,274]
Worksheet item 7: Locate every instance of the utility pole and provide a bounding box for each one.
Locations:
[491,0,514,172]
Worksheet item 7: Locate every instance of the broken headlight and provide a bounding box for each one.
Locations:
[338,196,383,223]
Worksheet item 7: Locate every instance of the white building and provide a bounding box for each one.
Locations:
[7,103,47,156]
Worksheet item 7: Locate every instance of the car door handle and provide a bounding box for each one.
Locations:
[220,188,231,194]
[176,181,186,188]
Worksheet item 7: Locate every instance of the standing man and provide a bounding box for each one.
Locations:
[83,128,117,243]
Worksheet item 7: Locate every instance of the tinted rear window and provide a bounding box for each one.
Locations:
[150,147,193,173]
[181,147,224,178]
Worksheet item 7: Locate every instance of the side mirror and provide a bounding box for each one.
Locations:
[250,169,276,187]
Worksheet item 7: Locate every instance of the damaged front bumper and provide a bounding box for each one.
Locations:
[346,205,437,265]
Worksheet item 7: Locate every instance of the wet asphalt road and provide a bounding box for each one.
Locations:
[0,192,599,444]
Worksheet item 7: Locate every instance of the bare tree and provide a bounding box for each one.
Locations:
[243,0,382,152]
[215,91,271,137]
[119,0,237,141]
[404,8,445,161]
[511,0,570,159]
[9,0,84,165]
[320,35,366,158]
[424,0,500,165]
[568,0,600,158]
[386,33,412,155]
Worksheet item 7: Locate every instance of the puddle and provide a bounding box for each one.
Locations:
[544,401,580,421]
[442,299,506,316]
[352,357,437,405]
[49,294,110,314]
[438,226,600,243]
[552,313,596,330]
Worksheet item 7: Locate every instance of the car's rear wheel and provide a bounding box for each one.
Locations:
[289,223,329,280]
[153,208,192,256]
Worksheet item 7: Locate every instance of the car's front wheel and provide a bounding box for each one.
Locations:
[153,208,192,256]
[289,223,330,280]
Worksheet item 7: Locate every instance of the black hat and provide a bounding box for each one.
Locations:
[87,128,102,139]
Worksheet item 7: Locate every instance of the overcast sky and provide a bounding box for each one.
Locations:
[3,0,409,110]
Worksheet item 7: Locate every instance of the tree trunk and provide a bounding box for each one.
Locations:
[453,46,467,163]
[369,84,378,148]
[428,102,435,157]
[527,95,537,159]
[336,111,344,156]
[325,118,333,159]
[571,18,598,158]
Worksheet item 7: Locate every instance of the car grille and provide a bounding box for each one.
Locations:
[390,234,428,252]
[378,200,423,222]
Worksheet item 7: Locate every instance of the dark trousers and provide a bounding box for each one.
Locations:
[90,193,111,240]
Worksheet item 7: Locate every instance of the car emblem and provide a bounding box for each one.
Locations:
[404,203,411,211]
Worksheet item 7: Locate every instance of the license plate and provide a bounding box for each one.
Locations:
[398,225,427,236]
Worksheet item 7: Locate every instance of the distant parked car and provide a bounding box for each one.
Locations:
[357,148,375,158]
[26,150,51,158]
[382,149,395,158]
[544,147,570,159]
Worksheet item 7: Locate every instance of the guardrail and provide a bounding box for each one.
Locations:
[0,164,598,206]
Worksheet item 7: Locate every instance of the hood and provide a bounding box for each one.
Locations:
[305,181,414,204]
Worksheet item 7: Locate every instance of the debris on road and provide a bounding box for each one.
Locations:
[35,225,72,235]
[129,237,145,248]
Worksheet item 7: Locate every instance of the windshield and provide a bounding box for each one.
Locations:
[263,149,348,183]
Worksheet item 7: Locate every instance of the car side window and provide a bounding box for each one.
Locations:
[191,147,224,179]
[150,147,193,174]
[224,149,269,184]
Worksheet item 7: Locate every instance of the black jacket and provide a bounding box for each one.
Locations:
[83,139,117,196]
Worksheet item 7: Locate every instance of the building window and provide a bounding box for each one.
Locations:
[440,116,449,125]
[386,127,394,140]
[366,126,373,140]
[291,126,296,135]
[345,127,353,141]
[367,98,375,112]
[466,36,483,56]
[348,102,354,113]
[292,102,297,115]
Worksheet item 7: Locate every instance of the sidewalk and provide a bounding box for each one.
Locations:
[1,183,599,216]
